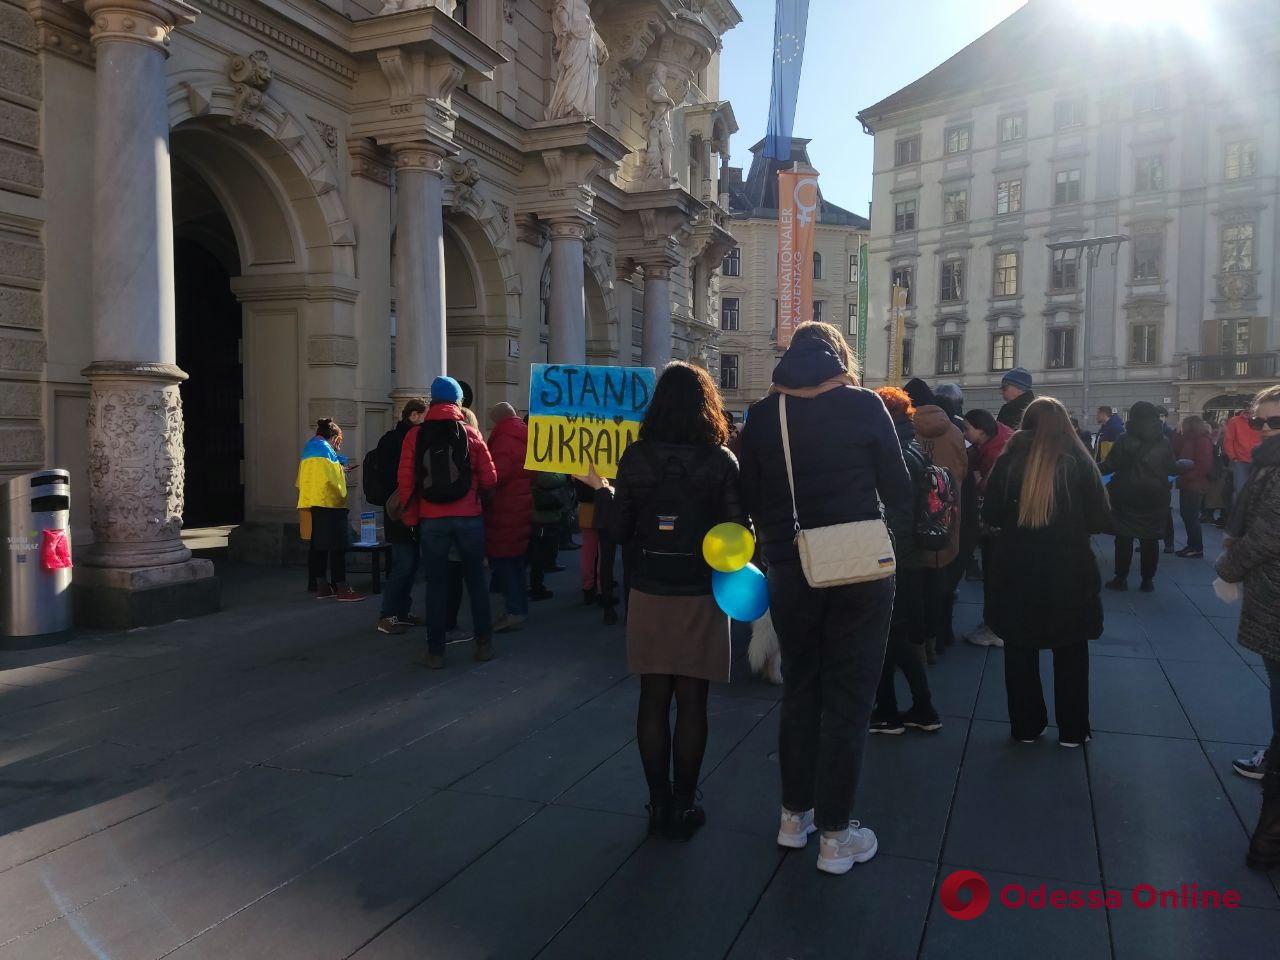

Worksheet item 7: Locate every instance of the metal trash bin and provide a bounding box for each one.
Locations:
[1,469,73,637]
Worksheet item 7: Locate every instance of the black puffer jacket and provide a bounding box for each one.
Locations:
[739,337,912,564]
[598,439,744,596]
[1101,415,1175,540]
[884,416,927,572]
[997,390,1035,430]
[1217,434,1280,661]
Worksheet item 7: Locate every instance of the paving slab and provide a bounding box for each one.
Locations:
[1159,658,1272,744]
[1138,613,1244,663]
[1109,891,1280,960]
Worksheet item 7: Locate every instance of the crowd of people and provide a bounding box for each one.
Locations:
[293,323,1280,877]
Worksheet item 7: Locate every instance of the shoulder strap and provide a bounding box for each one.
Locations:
[779,395,801,533]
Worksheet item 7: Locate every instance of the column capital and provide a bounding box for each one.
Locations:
[546,217,591,242]
[392,141,449,176]
[639,260,674,280]
[79,0,197,55]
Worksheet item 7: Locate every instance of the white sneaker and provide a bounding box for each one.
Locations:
[965,624,1003,648]
[776,807,816,849]
[817,821,878,875]
[445,627,475,644]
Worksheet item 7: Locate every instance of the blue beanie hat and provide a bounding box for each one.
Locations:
[430,376,463,404]
[1001,367,1033,392]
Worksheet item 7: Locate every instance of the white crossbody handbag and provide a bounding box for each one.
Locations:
[779,393,897,587]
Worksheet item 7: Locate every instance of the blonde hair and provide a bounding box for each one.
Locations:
[1016,397,1101,529]
[461,407,480,430]
[1254,384,1280,409]
[792,321,862,384]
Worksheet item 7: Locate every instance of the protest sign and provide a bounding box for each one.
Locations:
[525,363,656,478]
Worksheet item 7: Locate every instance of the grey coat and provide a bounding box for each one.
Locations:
[1217,434,1280,661]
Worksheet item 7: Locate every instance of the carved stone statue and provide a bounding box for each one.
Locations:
[546,0,608,121]
[642,64,676,182]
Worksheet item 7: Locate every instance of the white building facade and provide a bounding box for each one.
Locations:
[857,0,1280,419]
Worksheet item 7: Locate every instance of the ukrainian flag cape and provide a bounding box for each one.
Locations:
[297,436,348,508]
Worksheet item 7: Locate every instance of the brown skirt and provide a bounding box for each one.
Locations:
[626,589,731,683]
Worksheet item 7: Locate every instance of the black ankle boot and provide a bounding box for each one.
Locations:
[664,793,706,842]
[646,788,672,835]
[583,588,598,606]
[1247,763,1280,870]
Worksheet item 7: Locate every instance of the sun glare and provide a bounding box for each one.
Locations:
[1075,0,1211,32]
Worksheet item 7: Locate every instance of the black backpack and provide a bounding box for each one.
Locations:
[634,445,715,589]
[416,420,472,503]
[909,441,958,551]
[362,446,389,506]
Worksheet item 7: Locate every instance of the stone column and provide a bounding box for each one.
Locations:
[640,261,673,368]
[547,218,588,364]
[391,143,448,400]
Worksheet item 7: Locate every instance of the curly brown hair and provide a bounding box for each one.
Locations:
[640,361,729,447]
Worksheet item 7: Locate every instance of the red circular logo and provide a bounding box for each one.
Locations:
[940,870,991,920]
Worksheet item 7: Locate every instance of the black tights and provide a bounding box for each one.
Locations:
[308,548,346,585]
[637,674,710,805]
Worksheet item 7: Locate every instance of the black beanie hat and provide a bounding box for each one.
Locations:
[904,378,936,409]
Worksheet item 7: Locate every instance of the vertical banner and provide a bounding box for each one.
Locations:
[887,284,908,385]
[777,168,819,348]
[856,235,869,363]
[763,0,811,161]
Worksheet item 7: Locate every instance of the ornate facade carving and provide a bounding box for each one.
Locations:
[201,0,356,82]
[641,64,677,184]
[547,0,609,121]
[308,116,339,158]
[228,49,272,127]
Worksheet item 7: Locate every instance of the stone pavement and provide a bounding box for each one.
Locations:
[0,520,1277,960]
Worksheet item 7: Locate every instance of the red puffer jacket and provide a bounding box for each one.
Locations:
[396,403,497,527]
[484,415,534,558]
[1174,430,1214,494]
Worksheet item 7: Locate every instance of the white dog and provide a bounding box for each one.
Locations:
[748,609,784,685]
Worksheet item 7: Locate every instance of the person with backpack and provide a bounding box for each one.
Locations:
[738,322,912,875]
[366,398,427,634]
[529,470,569,601]
[485,403,534,632]
[870,386,940,734]
[297,419,364,602]
[904,378,965,660]
[983,398,1111,747]
[1101,402,1176,592]
[396,376,498,668]
[575,361,745,842]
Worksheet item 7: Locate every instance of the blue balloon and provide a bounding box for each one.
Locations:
[712,563,770,622]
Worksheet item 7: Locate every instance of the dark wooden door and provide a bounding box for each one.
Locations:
[175,239,244,528]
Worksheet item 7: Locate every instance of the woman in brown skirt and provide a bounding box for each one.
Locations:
[578,362,745,841]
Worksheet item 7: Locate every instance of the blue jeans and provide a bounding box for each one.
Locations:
[420,516,491,654]
[490,555,529,617]
[1233,460,1253,497]
[379,541,419,619]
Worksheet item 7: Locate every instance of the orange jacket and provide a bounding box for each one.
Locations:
[1224,412,1261,464]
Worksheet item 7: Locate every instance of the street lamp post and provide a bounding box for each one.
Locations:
[1047,235,1128,421]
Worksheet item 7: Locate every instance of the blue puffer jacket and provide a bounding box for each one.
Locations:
[739,336,912,564]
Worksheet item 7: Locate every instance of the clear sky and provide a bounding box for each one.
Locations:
[718,0,1029,217]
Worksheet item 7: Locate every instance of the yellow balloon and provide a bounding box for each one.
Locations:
[703,522,755,573]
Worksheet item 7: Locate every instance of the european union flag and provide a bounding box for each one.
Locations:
[763,0,811,162]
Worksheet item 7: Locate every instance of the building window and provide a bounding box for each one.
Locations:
[901,339,914,377]
[812,300,824,323]
[993,252,1019,297]
[813,251,823,280]
[1135,155,1165,192]
[1055,97,1085,130]
[1221,223,1255,273]
[1133,82,1166,114]
[944,124,971,154]
[721,247,740,277]
[720,296,740,331]
[1132,230,1163,281]
[1050,247,1080,291]
[1220,318,1253,356]
[848,302,858,338]
[894,199,917,232]
[895,136,921,166]
[771,301,778,341]
[1054,168,1081,205]
[1225,140,1257,181]
[1047,327,1077,369]
[937,335,962,374]
[940,259,964,302]
[943,188,968,224]
[991,332,1016,371]
[996,178,1022,215]
[720,353,739,390]
[891,265,914,306]
[1129,324,1159,364]
[999,112,1025,143]
[848,253,858,282]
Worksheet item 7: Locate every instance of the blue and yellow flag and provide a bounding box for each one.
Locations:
[525,364,656,479]
[296,436,348,509]
[763,0,811,162]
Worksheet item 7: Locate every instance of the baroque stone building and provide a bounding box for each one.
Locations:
[717,137,868,419]
[0,0,740,624]
[856,0,1280,418]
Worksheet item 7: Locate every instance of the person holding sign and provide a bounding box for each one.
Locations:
[396,377,499,668]
[576,362,745,842]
